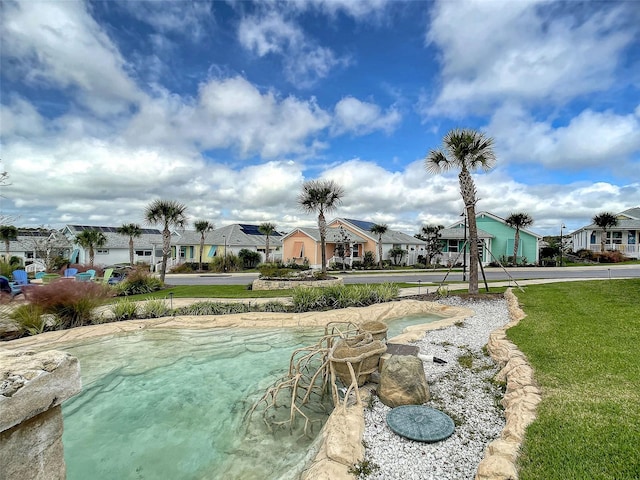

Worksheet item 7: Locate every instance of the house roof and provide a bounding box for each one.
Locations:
[572,207,640,233]
[438,227,493,240]
[174,224,283,248]
[447,211,542,240]
[285,227,368,243]
[4,230,72,253]
[336,218,427,245]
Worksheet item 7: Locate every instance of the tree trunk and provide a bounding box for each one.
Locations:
[513,229,520,265]
[265,235,270,263]
[199,236,204,271]
[378,235,383,269]
[318,211,327,274]
[161,227,170,282]
[459,166,479,294]
[89,246,95,268]
[129,237,134,266]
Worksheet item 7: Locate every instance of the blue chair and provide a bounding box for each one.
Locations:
[35,272,46,280]
[64,268,78,277]
[12,269,29,286]
[0,275,22,297]
[86,269,96,280]
[75,272,92,282]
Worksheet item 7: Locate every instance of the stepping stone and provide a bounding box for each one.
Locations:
[386,405,455,442]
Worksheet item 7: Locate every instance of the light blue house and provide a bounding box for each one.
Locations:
[438,211,542,266]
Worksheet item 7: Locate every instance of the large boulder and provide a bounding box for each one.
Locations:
[378,355,430,407]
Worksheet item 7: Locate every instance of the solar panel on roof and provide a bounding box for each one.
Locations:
[345,219,375,232]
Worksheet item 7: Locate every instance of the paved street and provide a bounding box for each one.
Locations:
[164,264,640,286]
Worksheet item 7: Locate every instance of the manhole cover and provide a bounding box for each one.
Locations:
[386,405,455,442]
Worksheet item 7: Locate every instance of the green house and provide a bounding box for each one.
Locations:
[438,211,542,266]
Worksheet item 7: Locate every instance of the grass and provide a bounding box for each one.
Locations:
[118,284,294,301]
[509,279,640,479]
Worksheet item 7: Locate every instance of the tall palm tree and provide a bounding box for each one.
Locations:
[75,229,107,268]
[426,128,496,294]
[369,223,388,269]
[144,199,188,282]
[258,222,276,264]
[592,212,618,252]
[116,223,142,266]
[0,225,18,262]
[194,220,214,271]
[298,179,345,275]
[505,213,534,265]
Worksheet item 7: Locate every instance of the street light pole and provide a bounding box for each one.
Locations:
[461,211,467,282]
[559,223,565,267]
[223,235,227,272]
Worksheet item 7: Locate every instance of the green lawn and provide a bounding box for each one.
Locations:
[510,280,640,479]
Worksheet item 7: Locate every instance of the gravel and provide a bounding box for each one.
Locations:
[361,296,510,480]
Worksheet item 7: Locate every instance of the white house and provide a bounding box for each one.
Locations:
[570,207,640,259]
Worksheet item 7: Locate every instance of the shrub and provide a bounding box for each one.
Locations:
[258,263,295,279]
[140,298,171,318]
[174,301,252,316]
[593,251,630,263]
[209,253,243,272]
[362,251,376,269]
[169,263,197,273]
[9,304,48,336]
[291,283,399,313]
[115,269,164,296]
[110,298,138,321]
[24,281,113,329]
[238,249,261,269]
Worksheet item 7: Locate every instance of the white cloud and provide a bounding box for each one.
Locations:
[292,0,390,19]
[333,97,401,135]
[237,10,349,87]
[113,1,213,40]
[425,0,637,116]
[488,103,640,169]
[0,0,141,116]
[123,76,331,158]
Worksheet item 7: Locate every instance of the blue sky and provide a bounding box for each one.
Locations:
[1,0,639,237]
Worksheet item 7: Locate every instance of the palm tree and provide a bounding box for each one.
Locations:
[75,229,107,268]
[426,128,496,294]
[258,222,276,264]
[144,199,188,282]
[592,212,618,252]
[369,224,388,269]
[505,213,534,265]
[0,225,18,262]
[194,220,214,271]
[298,179,345,275]
[116,223,142,266]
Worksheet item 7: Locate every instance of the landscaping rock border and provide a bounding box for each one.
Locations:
[475,288,542,480]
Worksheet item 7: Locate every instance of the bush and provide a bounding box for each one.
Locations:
[24,281,114,329]
[174,301,251,316]
[363,251,376,269]
[114,269,164,296]
[258,263,295,279]
[291,283,399,313]
[209,253,243,272]
[593,251,630,263]
[110,298,138,321]
[140,298,171,318]
[9,304,48,336]
[169,263,197,273]
[238,249,261,269]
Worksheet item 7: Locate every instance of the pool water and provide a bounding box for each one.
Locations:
[60,312,445,480]
[385,312,446,339]
[61,327,325,480]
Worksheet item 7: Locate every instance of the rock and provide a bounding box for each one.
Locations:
[0,317,21,341]
[378,355,430,407]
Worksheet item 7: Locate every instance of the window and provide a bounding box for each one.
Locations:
[590,232,596,244]
[447,240,458,252]
[607,231,623,244]
[629,231,636,245]
[135,250,152,256]
[97,249,109,255]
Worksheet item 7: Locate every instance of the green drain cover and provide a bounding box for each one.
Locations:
[386,405,455,442]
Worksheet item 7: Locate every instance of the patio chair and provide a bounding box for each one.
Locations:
[100,268,114,284]
[12,269,29,286]
[64,268,79,277]
[0,275,21,297]
[75,272,92,282]
[35,272,46,280]
[86,269,96,280]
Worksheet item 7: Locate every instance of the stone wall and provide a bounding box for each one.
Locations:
[252,277,344,290]
[0,349,82,480]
